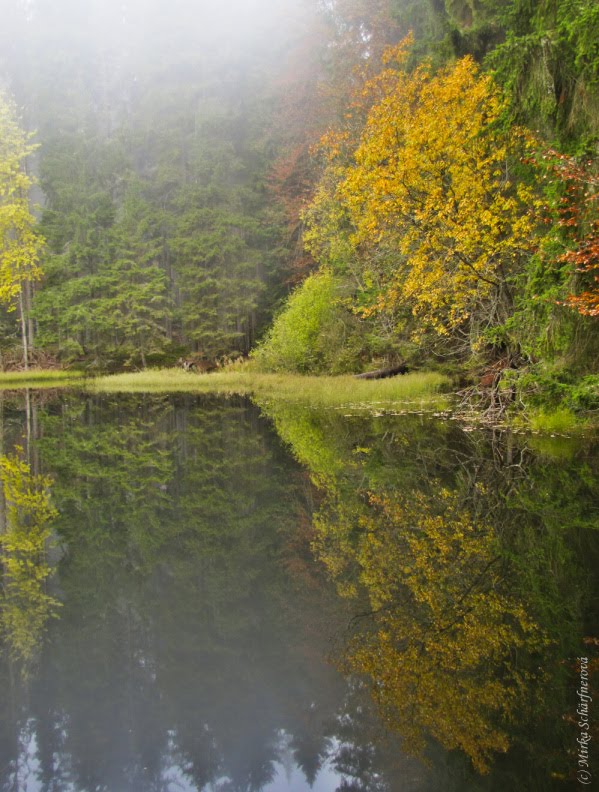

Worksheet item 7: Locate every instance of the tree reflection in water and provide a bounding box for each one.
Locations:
[265,399,598,788]
[0,392,594,791]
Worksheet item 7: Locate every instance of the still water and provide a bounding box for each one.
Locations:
[0,392,596,791]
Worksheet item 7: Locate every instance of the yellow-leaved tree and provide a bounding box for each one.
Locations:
[305,41,541,349]
[0,91,44,369]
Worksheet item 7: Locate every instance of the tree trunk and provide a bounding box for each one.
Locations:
[19,288,29,370]
[354,363,409,380]
[25,281,34,356]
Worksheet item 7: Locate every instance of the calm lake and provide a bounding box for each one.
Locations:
[0,391,596,791]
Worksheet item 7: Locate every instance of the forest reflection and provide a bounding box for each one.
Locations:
[262,399,598,788]
[0,452,60,670]
[0,392,595,791]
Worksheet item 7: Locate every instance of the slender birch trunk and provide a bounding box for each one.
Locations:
[18,288,28,371]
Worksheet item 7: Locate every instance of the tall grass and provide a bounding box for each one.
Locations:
[0,369,86,388]
[90,368,450,410]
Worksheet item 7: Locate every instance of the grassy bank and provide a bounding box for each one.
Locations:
[0,369,86,388]
[0,368,594,434]
[89,368,450,411]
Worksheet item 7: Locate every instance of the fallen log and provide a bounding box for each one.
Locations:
[354,363,409,380]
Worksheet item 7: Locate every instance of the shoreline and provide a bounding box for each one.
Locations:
[0,367,595,437]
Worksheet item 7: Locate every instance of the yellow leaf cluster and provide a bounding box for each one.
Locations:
[0,91,44,309]
[305,44,540,337]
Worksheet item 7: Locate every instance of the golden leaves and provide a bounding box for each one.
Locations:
[305,47,540,338]
[0,91,44,309]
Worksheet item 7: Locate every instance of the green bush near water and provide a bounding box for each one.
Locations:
[509,368,599,411]
[252,271,356,374]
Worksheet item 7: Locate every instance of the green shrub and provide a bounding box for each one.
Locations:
[566,375,599,412]
[509,366,599,432]
[253,271,346,373]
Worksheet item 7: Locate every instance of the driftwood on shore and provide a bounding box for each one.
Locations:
[354,363,409,380]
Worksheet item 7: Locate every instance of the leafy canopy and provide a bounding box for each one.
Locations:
[306,42,541,344]
[0,92,43,309]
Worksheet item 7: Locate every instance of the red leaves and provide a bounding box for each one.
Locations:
[546,150,599,317]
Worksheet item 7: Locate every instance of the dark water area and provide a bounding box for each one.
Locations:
[0,391,596,791]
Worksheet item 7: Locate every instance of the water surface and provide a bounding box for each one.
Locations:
[0,392,596,791]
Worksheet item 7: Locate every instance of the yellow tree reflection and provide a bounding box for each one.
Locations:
[0,452,60,669]
[314,486,549,773]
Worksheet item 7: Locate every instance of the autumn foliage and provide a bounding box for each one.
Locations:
[0,95,43,303]
[548,151,599,317]
[304,41,541,345]
[257,32,597,386]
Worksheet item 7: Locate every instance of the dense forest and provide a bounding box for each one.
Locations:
[0,0,597,412]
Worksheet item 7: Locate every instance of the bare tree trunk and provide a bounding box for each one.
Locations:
[25,388,31,465]
[25,281,34,357]
[18,288,28,371]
